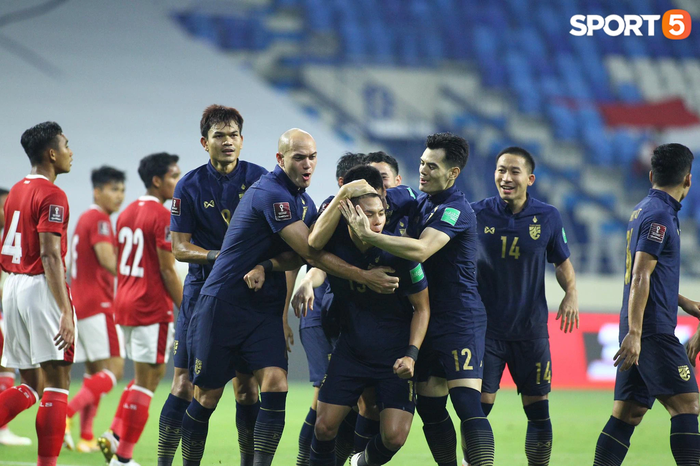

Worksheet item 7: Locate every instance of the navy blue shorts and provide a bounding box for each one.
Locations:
[318,348,415,413]
[187,295,285,389]
[173,292,199,369]
[614,333,698,409]
[416,318,486,383]
[300,325,333,387]
[482,338,551,396]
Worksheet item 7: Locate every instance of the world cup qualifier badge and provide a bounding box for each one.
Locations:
[98,220,111,236]
[171,198,181,216]
[48,205,64,223]
[273,202,292,221]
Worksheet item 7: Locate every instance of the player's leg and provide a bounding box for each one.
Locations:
[0,309,32,446]
[658,393,700,465]
[311,401,353,466]
[352,408,413,466]
[232,371,260,466]
[38,360,72,466]
[0,367,41,430]
[298,386,322,466]
[253,366,289,466]
[354,388,380,457]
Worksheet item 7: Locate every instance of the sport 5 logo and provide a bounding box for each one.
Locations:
[570,10,691,39]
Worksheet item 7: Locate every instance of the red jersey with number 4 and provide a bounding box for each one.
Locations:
[1,175,69,275]
[71,206,116,319]
[114,196,174,326]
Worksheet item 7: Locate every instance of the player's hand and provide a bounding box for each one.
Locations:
[556,290,579,333]
[614,332,641,371]
[283,322,295,353]
[362,266,399,294]
[244,265,265,291]
[393,356,415,379]
[339,199,372,241]
[686,328,700,367]
[292,281,315,318]
[339,179,376,200]
[54,311,75,351]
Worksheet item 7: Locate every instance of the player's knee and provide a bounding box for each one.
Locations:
[314,418,339,441]
[171,376,193,400]
[235,389,259,405]
[380,424,409,451]
[358,401,380,420]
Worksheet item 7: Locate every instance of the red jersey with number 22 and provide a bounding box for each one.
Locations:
[114,196,173,326]
[1,175,69,275]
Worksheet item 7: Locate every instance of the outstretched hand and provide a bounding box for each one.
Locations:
[339,199,372,241]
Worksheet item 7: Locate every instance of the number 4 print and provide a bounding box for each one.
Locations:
[1,211,22,264]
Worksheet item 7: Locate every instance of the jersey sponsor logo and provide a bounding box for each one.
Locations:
[98,220,111,236]
[273,202,292,221]
[679,365,691,381]
[164,226,171,243]
[48,205,65,223]
[441,207,460,226]
[647,223,667,243]
[204,200,215,208]
[171,198,181,216]
[484,226,495,234]
[529,224,541,240]
[410,264,425,284]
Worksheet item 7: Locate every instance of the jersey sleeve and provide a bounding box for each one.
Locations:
[423,200,472,239]
[304,200,318,227]
[386,186,418,218]
[155,208,173,252]
[90,215,114,246]
[546,209,570,264]
[36,188,69,235]
[636,212,672,259]
[317,195,335,216]
[256,188,301,234]
[398,259,428,296]
[170,180,196,234]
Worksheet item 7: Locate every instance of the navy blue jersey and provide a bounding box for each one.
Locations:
[620,189,682,338]
[171,160,268,291]
[402,186,485,323]
[324,222,427,366]
[472,196,570,340]
[385,185,418,236]
[200,165,317,314]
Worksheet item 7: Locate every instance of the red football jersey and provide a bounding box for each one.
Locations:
[1,175,70,275]
[71,205,116,319]
[114,196,174,326]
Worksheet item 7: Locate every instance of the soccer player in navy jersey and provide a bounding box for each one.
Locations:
[157,105,267,466]
[467,147,578,466]
[343,133,495,466]
[593,144,700,466]
[294,190,430,466]
[180,129,399,466]
[365,151,411,237]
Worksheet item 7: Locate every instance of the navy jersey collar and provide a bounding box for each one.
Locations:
[273,165,305,194]
[428,185,457,204]
[498,194,531,215]
[206,160,241,181]
[649,188,682,212]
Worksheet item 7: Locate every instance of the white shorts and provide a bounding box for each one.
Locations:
[121,322,173,364]
[75,313,125,363]
[1,274,76,369]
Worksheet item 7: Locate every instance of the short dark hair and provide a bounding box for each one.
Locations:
[200,104,244,138]
[0,188,8,197]
[496,146,536,173]
[342,165,384,192]
[91,166,126,189]
[20,121,63,166]
[426,132,469,170]
[364,151,399,176]
[138,152,179,188]
[336,152,366,180]
[651,143,694,187]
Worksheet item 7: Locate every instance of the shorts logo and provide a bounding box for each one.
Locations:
[679,365,691,381]
[529,224,541,240]
[48,205,64,223]
[441,207,460,226]
[273,202,292,221]
[173,340,178,355]
[194,358,202,375]
[171,198,181,216]
[98,221,111,236]
[648,223,667,243]
[410,264,425,284]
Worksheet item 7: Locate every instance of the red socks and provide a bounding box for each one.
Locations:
[111,380,134,437]
[37,388,68,466]
[0,383,38,426]
[66,370,116,418]
[80,397,99,441]
[115,385,153,460]
[0,371,16,429]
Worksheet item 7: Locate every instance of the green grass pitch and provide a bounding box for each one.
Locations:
[0,381,677,465]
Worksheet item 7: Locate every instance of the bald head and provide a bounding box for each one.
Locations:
[276,128,318,189]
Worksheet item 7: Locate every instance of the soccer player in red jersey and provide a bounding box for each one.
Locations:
[0,121,75,466]
[100,153,183,466]
[0,186,32,447]
[64,167,126,452]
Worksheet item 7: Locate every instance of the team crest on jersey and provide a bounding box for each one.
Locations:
[98,221,111,236]
[194,358,202,375]
[171,198,181,216]
[679,365,691,381]
[48,205,64,223]
[273,202,292,221]
[529,224,541,240]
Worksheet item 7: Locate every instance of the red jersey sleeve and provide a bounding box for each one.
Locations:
[155,208,172,252]
[37,189,69,235]
[89,215,114,246]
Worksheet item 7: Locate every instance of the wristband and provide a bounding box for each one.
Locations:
[260,259,273,273]
[405,345,419,362]
[206,250,219,264]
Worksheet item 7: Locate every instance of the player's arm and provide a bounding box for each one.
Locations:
[279,220,398,294]
[281,266,302,352]
[308,180,376,249]
[614,251,656,371]
[171,231,218,265]
[40,232,74,350]
[93,241,117,276]
[554,258,579,333]
[394,288,431,379]
[157,247,183,309]
[244,251,304,291]
[291,267,327,318]
[678,294,700,319]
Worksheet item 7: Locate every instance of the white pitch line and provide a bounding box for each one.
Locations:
[0,462,83,466]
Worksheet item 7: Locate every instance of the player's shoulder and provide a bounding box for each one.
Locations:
[470,196,498,216]
[78,206,108,223]
[528,197,562,218]
[239,160,269,181]
[387,184,418,201]
[318,194,335,215]
[177,163,210,190]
